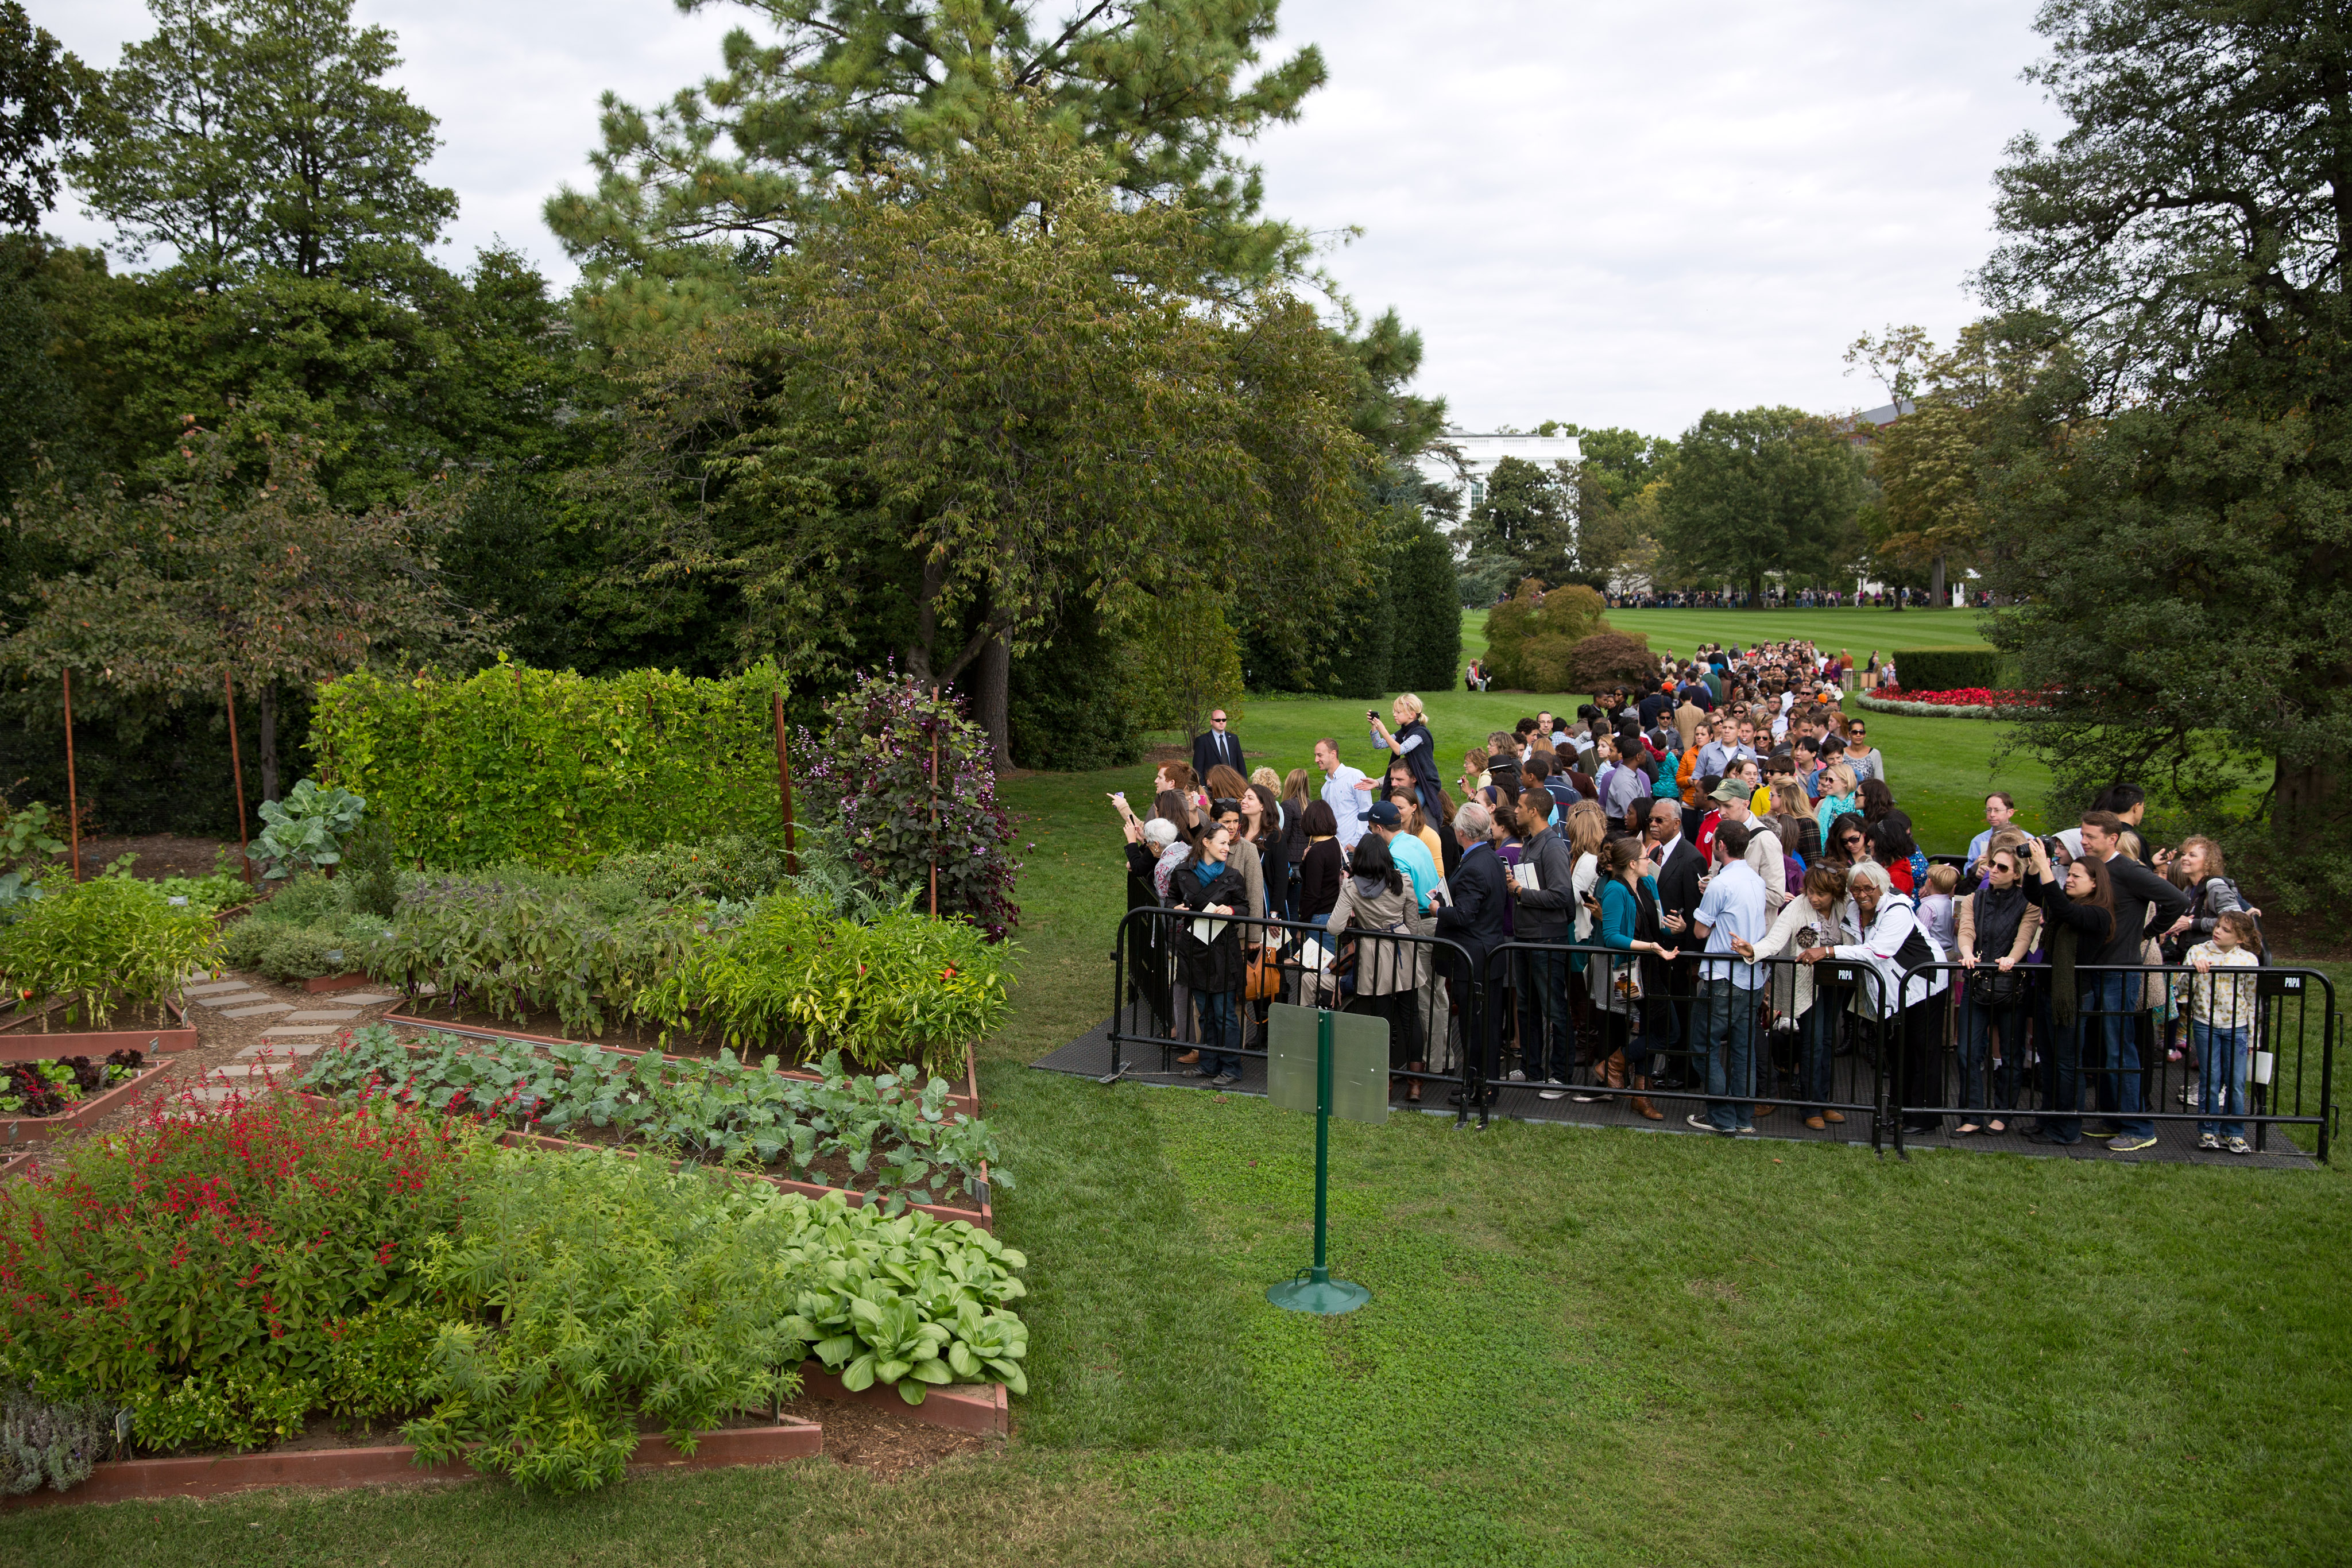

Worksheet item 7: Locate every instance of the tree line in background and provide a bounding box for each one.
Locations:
[0,0,1461,836]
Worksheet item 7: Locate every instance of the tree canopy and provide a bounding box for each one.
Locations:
[1657,406,1866,601]
[0,1,91,231]
[1970,0,2352,891]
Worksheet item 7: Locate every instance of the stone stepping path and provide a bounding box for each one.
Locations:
[332,993,399,1006]
[220,1002,293,1019]
[185,980,253,997]
[256,1025,343,1042]
[191,992,272,1009]
[238,1041,330,1060]
[284,1010,362,1024]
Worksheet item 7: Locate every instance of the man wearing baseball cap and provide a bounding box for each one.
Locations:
[1365,800,1440,912]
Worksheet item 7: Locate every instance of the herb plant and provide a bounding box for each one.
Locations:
[0,874,221,1027]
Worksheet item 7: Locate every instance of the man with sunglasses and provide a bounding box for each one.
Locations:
[1192,709,1243,781]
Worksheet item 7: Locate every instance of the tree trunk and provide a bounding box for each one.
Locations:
[257,681,280,803]
[971,630,1014,771]
[1931,552,1948,609]
[906,555,946,688]
[2275,757,2341,845]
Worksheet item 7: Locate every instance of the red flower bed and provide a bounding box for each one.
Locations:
[1874,686,2041,707]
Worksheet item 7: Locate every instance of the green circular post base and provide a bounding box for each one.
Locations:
[1266,1269,1370,1316]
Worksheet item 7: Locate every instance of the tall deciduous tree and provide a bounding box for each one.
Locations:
[1971,0,2352,886]
[0,2,92,232]
[548,0,1328,337]
[68,0,454,286]
[2,421,494,798]
[1658,408,1866,603]
[1464,456,1573,586]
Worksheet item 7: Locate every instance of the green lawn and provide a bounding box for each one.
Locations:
[1461,605,1990,667]
[10,729,2350,1567]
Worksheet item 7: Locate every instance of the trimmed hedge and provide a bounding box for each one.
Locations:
[1890,647,1999,692]
[311,661,792,870]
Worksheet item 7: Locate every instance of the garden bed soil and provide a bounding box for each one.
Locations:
[2,1063,173,1144]
[0,998,198,1060]
[53,833,238,882]
[378,1002,982,1115]
[1,1414,823,1509]
[778,1392,987,1477]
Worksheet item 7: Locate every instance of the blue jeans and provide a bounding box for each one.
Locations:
[1797,1000,1839,1110]
[1195,988,1244,1079]
[1958,995,2025,1113]
[1518,948,1573,1081]
[1700,979,1761,1130]
[2089,971,2149,1137]
[2193,1021,2249,1139]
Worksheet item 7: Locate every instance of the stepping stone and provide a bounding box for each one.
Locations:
[220,1003,294,1019]
[239,1040,330,1058]
[192,992,271,1009]
[185,980,253,997]
[284,1010,361,1023]
[331,993,399,1006]
[254,1025,342,1040]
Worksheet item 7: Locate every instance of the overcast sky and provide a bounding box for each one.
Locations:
[41,0,2063,438]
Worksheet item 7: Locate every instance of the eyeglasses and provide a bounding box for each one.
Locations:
[1212,715,1227,724]
[1842,834,1864,847]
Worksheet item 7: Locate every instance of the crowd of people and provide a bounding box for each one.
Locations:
[1116,641,2272,1156]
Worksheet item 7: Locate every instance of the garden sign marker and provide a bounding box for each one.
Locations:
[1263,1001,1382,1316]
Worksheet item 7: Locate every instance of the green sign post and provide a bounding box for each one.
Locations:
[1264,1001,1384,1315]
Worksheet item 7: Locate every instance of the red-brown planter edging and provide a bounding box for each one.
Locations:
[2,1063,174,1145]
[796,1367,1009,1438]
[0,998,198,1060]
[303,972,374,994]
[0,1421,822,1510]
[376,1009,982,1117]
[0,1149,34,1180]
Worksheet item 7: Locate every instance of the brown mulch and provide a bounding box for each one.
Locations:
[779,1394,986,1480]
[55,833,243,881]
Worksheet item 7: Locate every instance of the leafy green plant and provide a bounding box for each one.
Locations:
[300,1029,1005,1210]
[603,835,791,904]
[643,895,1012,1078]
[0,802,65,873]
[310,661,794,871]
[153,868,252,914]
[248,779,367,881]
[373,869,702,1036]
[214,872,387,981]
[0,874,220,1026]
[780,1202,1029,1403]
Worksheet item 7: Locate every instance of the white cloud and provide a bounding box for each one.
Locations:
[38,0,2064,436]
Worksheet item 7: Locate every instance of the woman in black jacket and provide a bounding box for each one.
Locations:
[1173,822,1251,1087]
[1295,799,1347,930]
[2022,835,2115,1148]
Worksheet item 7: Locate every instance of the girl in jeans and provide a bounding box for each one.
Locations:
[2179,909,2263,1154]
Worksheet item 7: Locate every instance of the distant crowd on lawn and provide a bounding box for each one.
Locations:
[1114,637,2269,1162]
[1495,584,1998,610]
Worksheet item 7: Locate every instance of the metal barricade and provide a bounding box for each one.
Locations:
[1108,905,1485,1117]
[1897,959,2335,1160]
[1474,939,1893,1147]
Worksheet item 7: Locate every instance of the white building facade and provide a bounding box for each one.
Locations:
[1413,429,1582,514]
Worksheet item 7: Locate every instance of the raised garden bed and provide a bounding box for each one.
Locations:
[376,1005,981,1116]
[0,997,198,1060]
[303,971,373,993]
[798,1368,1008,1438]
[0,1148,33,1180]
[0,1419,823,1509]
[1,1060,171,1144]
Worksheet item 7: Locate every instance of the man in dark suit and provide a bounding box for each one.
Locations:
[1647,803,1707,1090]
[1435,799,1512,1105]
[1192,709,1243,780]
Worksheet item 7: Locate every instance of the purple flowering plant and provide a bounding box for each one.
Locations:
[798,672,1020,940]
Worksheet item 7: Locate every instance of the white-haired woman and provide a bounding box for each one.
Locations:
[1797,857,1948,1137]
[1369,694,1443,832]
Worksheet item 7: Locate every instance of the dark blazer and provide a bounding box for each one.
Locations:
[1435,839,1510,967]
[1654,835,1707,930]
[2100,853,2191,967]
[1192,727,1244,781]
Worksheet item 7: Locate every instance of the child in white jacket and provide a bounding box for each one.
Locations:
[2176,910,2262,1154]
